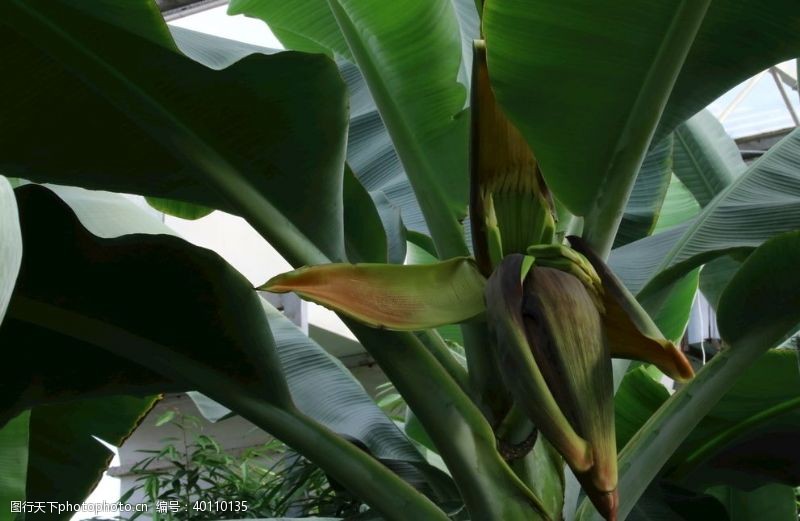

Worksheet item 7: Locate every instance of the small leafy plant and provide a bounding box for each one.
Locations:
[113,410,365,520]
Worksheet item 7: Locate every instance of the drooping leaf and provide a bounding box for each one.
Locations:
[483,0,710,221]
[227,0,350,59]
[672,110,745,207]
[261,259,486,330]
[0,176,21,328]
[718,231,800,351]
[165,28,395,265]
[2,184,291,419]
[570,237,694,382]
[614,136,674,248]
[610,128,800,297]
[0,0,349,266]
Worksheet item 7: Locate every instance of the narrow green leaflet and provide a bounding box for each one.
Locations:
[585,231,800,521]
[0,176,21,328]
[0,411,28,521]
[0,0,349,266]
[483,0,710,247]
[261,259,486,330]
[610,128,800,296]
[672,110,745,207]
[614,136,674,248]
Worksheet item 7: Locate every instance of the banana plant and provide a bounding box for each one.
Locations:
[1,1,800,521]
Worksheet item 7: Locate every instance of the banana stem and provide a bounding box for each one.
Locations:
[348,320,551,521]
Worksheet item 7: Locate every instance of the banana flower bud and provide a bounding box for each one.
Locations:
[486,244,694,521]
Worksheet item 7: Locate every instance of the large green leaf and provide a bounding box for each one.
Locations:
[2,184,291,418]
[707,484,798,521]
[163,27,393,264]
[614,136,674,248]
[0,176,21,329]
[0,412,28,521]
[227,0,351,59]
[667,349,800,487]
[627,484,728,521]
[616,349,800,494]
[657,2,800,139]
[672,110,745,207]
[231,0,474,256]
[326,0,471,258]
[0,0,349,266]
[698,256,743,310]
[228,0,481,241]
[584,231,800,521]
[483,0,710,245]
[610,128,800,296]
[26,396,158,519]
[614,368,670,451]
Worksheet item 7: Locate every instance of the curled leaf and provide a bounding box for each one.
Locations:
[569,236,694,382]
[260,258,486,330]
